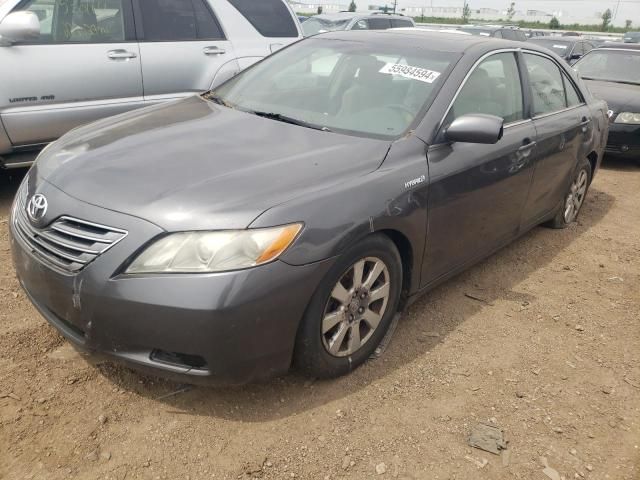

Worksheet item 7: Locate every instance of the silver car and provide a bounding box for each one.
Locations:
[302,12,414,37]
[0,0,302,168]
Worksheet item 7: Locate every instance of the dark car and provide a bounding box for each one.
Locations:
[623,31,640,43]
[529,37,594,64]
[10,31,608,385]
[458,25,527,41]
[524,29,546,38]
[574,44,640,160]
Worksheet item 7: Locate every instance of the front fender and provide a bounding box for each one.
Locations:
[250,136,430,295]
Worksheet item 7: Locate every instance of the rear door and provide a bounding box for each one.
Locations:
[423,51,538,284]
[520,52,592,227]
[1,0,142,147]
[133,0,237,104]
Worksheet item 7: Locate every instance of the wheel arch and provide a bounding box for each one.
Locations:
[586,150,598,182]
[376,229,414,310]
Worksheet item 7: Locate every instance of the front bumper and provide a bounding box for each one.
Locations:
[10,178,333,385]
[605,123,640,159]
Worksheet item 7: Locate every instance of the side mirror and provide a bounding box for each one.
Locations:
[445,114,504,144]
[0,11,40,46]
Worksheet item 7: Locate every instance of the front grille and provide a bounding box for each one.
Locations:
[12,183,128,274]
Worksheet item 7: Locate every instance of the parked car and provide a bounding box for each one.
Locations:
[528,37,594,64]
[0,0,303,169]
[623,31,640,43]
[302,12,414,37]
[10,31,608,385]
[458,25,527,41]
[574,43,640,160]
[524,29,546,38]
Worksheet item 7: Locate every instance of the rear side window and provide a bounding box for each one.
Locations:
[573,42,584,56]
[136,0,224,41]
[227,0,298,38]
[524,53,566,115]
[564,75,583,107]
[367,17,392,30]
[391,19,413,28]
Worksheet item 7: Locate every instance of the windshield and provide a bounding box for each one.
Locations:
[211,37,456,139]
[302,18,351,36]
[574,49,640,85]
[530,39,572,54]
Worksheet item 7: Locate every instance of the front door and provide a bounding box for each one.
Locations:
[132,0,237,104]
[0,0,143,147]
[423,52,537,285]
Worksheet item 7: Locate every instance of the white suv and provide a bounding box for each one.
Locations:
[0,0,302,168]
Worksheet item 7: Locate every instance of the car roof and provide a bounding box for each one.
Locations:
[390,27,472,36]
[316,30,548,54]
[529,37,581,44]
[311,12,408,21]
[596,42,640,50]
[460,25,520,32]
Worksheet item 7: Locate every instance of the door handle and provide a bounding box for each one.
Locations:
[107,49,137,60]
[579,117,591,133]
[517,141,537,152]
[203,46,226,55]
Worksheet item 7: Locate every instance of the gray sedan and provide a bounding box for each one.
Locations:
[10,31,608,385]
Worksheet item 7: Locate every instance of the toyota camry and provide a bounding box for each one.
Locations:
[10,31,609,385]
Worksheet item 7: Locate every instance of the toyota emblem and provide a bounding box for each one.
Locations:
[27,194,48,223]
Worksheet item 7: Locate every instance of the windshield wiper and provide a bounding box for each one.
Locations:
[250,111,332,132]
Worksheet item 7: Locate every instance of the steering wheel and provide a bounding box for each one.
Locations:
[386,104,415,116]
[386,104,416,125]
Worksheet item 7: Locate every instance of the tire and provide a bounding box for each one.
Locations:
[294,234,402,378]
[546,159,592,229]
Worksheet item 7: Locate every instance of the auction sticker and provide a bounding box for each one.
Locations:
[379,63,441,84]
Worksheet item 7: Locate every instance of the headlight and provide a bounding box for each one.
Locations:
[614,112,640,124]
[126,223,302,274]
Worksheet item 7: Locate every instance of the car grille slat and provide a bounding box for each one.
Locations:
[12,183,128,274]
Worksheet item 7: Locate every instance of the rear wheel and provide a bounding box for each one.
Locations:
[294,234,402,378]
[546,160,592,229]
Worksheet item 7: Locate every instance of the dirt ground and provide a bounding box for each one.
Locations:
[0,159,639,480]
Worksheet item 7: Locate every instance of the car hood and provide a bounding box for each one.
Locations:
[33,96,390,231]
[584,79,640,112]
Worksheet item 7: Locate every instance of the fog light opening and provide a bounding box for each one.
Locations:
[150,350,208,370]
[621,145,630,152]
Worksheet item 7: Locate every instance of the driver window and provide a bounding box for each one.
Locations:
[448,52,524,125]
[14,0,126,43]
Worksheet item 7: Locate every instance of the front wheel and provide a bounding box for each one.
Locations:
[294,234,402,378]
[546,160,592,229]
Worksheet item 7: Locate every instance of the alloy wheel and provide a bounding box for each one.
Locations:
[563,169,588,224]
[321,257,391,357]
